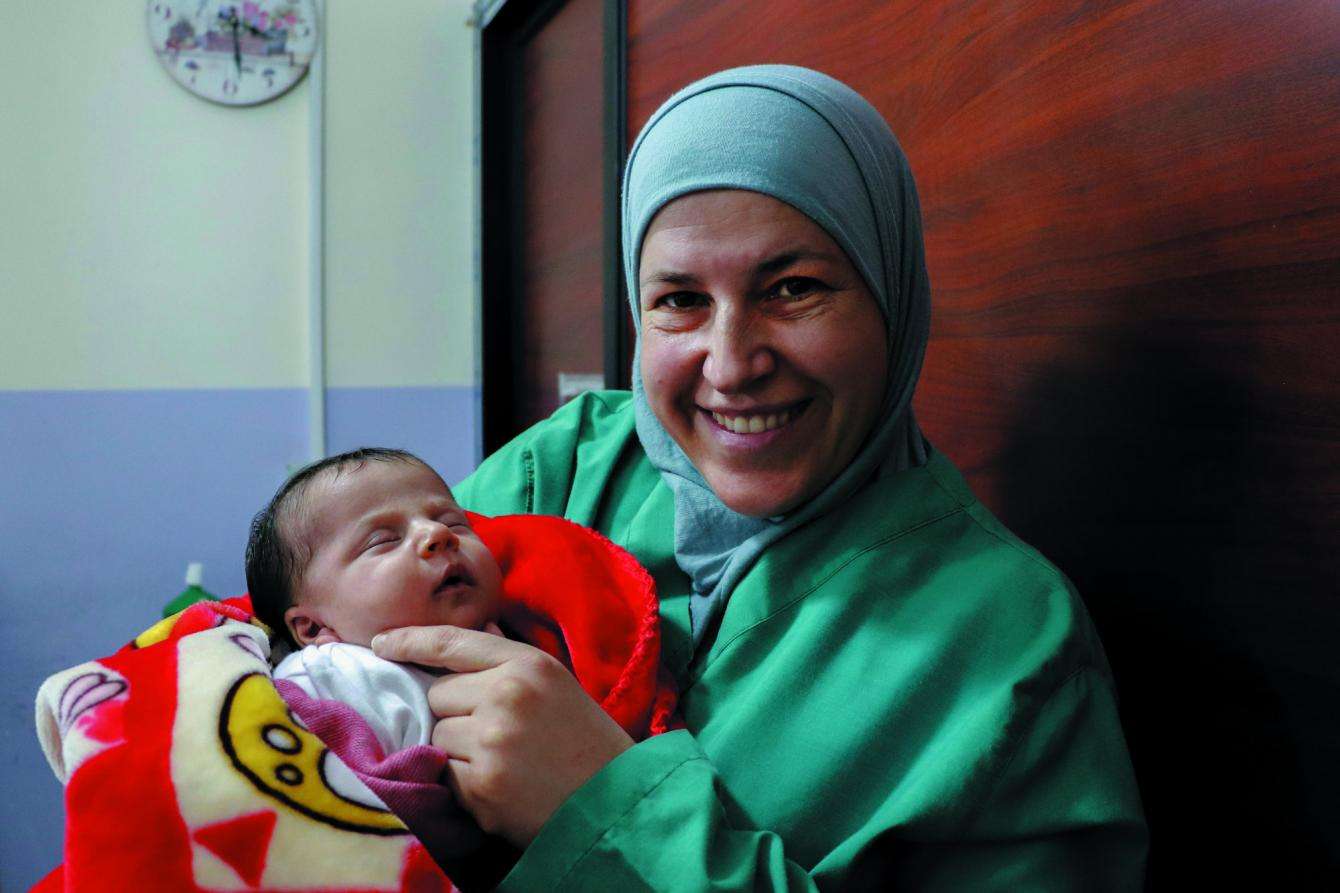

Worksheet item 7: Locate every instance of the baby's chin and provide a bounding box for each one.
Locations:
[361,612,500,645]
[434,590,504,633]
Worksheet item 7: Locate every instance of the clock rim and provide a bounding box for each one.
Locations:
[145,0,320,107]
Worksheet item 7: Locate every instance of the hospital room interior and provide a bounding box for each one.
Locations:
[2,1,1337,889]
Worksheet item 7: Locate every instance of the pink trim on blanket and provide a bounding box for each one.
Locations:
[276,680,518,889]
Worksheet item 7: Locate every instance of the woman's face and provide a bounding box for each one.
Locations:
[638,190,888,518]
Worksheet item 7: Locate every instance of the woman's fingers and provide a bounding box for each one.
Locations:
[374,622,634,845]
[430,714,475,758]
[370,624,531,672]
[440,756,472,813]
[424,667,494,718]
[430,654,634,846]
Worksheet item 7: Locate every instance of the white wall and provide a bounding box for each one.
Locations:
[0,0,477,392]
[325,1,478,388]
[1,4,310,390]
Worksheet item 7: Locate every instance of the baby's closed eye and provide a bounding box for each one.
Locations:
[361,531,400,553]
[435,509,471,529]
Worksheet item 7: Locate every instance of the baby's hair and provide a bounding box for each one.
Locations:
[245,447,438,646]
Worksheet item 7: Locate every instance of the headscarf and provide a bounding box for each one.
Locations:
[623,65,932,647]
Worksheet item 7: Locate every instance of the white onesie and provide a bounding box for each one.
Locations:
[273,643,439,756]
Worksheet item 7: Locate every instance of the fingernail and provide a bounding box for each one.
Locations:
[370,633,385,652]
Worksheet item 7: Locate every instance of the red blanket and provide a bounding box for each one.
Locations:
[34,514,676,891]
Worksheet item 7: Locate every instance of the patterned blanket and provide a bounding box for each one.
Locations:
[34,513,676,891]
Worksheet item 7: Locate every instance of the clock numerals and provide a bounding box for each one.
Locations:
[148,0,317,106]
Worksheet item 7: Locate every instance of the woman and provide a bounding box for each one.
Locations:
[373,65,1147,889]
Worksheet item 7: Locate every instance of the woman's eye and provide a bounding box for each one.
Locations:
[773,277,821,300]
[653,291,706,310]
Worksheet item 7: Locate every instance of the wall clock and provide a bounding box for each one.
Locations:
[147,1,319,106]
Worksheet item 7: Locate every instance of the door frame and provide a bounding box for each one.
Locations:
[476,0,629,454]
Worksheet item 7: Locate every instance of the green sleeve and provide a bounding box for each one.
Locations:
[880,668,1148,891]
[500,731,820,891]
[502,668,1144,891]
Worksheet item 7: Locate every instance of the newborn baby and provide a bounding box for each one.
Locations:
[246,447,504,756]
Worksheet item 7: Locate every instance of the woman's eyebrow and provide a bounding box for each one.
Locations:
[641,250,839,289]
[640,269,699,288]
[754,249,839,276]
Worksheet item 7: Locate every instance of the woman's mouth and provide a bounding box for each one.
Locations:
[707,402,807,435]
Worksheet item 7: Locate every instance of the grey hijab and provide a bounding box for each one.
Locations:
[623,65,931,646]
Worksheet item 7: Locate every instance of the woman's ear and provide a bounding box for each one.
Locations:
[285,605,341,647]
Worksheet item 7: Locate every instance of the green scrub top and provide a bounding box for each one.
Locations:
[455,392,1147,891]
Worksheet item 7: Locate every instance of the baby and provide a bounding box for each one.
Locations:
[246,447,504,756]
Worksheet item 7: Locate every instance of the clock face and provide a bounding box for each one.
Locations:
[147,1,319,106]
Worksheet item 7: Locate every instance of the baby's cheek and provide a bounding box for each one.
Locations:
[459,601,497,632]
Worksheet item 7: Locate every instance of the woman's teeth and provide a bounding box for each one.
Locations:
[711,408,794,434]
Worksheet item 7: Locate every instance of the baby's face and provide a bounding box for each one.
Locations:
[285,460,503,648]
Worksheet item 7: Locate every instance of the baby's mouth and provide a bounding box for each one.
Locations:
[434,564,476,595]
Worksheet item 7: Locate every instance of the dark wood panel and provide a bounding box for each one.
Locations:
[518,0,606,429]
[628,0,1340,885]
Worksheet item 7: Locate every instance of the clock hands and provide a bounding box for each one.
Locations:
[158,0,314,103]
[216,5,241,74]
[217,4,277,77]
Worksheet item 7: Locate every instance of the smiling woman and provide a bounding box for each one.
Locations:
[638,190,888,518]
[428,64,1148,890]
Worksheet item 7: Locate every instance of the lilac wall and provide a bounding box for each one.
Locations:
[0,385,478,888]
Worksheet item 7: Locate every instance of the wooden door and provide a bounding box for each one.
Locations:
[625,0,1340,886]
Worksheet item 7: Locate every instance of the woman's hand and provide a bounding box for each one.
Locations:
[371,625,634,847]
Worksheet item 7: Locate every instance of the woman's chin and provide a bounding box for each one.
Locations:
[707,474,808,519]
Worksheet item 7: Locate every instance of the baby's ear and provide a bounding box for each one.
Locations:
[285,606,339,647]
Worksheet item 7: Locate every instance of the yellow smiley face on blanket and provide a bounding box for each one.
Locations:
[220,673,405,834]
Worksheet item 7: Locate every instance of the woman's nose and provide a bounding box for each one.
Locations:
[418,522,458,559]
[702,312,775,392]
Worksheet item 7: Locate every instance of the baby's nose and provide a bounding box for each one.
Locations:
[419,524,457,558]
